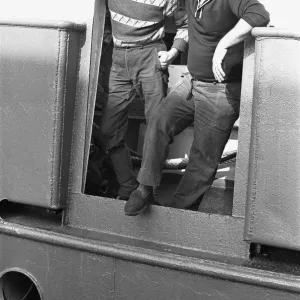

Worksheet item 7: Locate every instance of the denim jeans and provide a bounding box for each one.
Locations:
[137,73,241,208]
[98,42,168,198]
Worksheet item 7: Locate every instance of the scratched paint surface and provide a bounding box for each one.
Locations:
[0,28,60,205]
[244,35,300,250]
[0,234,299,300]
[0,25,80,207]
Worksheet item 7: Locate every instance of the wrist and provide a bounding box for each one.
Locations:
[217,39,228,50]
[168,48,180,59]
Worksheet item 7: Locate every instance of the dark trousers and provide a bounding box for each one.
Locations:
[98,42,168,198]
[137,73,241,208]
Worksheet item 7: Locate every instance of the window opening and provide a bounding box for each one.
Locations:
[84,16,237,216]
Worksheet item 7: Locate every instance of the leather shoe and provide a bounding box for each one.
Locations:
[124,189,153,216]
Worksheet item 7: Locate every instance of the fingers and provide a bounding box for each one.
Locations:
[212,46,227,82]
[159,56,168,69]
[212,61,225,83]
[157,51,167,60]
[157,51,170,69]
[158,52,168,62]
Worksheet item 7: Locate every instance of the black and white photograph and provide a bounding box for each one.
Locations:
[0,1,299,299]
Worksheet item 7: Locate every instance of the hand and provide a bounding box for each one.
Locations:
[157,48,179,70]
[212,45,227,83]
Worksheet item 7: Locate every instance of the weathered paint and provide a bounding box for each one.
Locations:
[0,1,299,299]
[244,28,300,251]
[65,193,249,259]
[0,21,84,208]
[0,221,299,299]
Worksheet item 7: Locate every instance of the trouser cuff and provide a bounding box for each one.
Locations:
[118,177,137,199]
[137,168,162,187]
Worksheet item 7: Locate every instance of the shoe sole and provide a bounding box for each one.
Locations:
[125,202,150,216]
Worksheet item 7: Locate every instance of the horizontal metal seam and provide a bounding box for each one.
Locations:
[0,222,299,294]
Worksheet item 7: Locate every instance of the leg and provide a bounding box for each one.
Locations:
[172,81,241,209]
[99,51,136,199]
[124,74,195,215]
[138,75,195,187]
[133,44,169,123]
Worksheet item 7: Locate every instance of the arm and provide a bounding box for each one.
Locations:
[213,0,270,82]
[159,0,188,69]
[213,19,253,82]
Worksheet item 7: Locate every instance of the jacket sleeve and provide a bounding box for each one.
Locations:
[165,0,189,52]
[229,0,270,27]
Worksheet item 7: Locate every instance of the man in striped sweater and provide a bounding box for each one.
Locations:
[98,0,188,200]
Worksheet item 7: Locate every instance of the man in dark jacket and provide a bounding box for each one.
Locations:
[98,0,188,200]
[125,0,270,216]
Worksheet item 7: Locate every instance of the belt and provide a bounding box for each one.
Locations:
[114,40,164,50]
[191,75,240,84]
[186,76,240,101]
[191,75,216,83]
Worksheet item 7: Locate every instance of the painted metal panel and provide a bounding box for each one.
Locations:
[0,234,115,300]
[68,0,106,194]
[0,22,84,208]
[244,28,300,251]
[115,260,300,300]
[0,228,299,299]
[65,193,249,259]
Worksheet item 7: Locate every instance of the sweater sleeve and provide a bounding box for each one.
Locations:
[229,0,270,27]
[165,0,188,53]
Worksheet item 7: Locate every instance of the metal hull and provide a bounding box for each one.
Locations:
[0,197,299,300]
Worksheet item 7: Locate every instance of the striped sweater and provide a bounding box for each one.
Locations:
[107,0,188,52]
